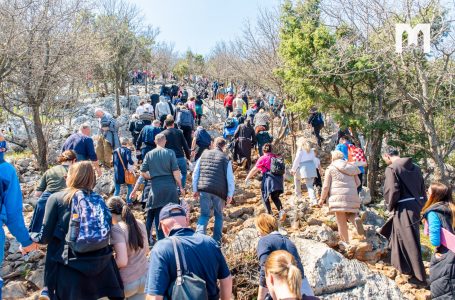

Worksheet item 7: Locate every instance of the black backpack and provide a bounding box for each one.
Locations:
[224,118,235,129]
[311,112,324,127]
[270,156,285,176]
[196,129,211,147]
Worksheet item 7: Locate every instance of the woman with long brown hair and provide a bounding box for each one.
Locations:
[422,182,455,299]
[29,150,77,233]
[38,161,123,300]
[107,196,149,299]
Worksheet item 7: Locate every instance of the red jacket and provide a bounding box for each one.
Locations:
[224,95,235,107]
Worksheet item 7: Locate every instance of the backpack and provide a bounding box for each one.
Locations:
[168,101,175,116]
[182,90,188,100]
[143,127,157,145]
[257,131,273,145]
[168,237,208,300]
[66,190,111,253]
[224,118,235,129]
[311,112,324,127]
[270,156,286,176]
[134,120,147,134]
[139,112,153,121]
[196,129,211,147]
[347,144,366,163]
[178,110,193,127]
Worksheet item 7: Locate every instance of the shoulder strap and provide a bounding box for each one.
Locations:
[171,237,186,285]
[116,149,127,172]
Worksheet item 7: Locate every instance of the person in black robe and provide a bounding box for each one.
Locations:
[233,119,256,170]
[380,149,427,283]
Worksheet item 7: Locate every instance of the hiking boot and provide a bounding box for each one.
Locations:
[354,217,366,237]
[39,290,50,300]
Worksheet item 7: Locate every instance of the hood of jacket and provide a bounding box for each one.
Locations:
[159,96,167,103]
[331,159,360,176]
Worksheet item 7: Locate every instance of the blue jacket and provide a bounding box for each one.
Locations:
[0,160,33,248]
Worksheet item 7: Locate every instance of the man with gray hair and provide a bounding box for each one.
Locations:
[141,133,183,242]
[94,108,119,167]
[62,123,101,176]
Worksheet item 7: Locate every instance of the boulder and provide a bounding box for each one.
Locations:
[2,281,28,299]
[227,229,403,299]
[228,207,254,219]
[26,268,45,289]
[93,170,115,196]
[295,224,339,247]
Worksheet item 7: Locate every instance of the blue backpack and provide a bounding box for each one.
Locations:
[178,110,193,127]
[143,126,158,145]
[196,129,211,148]
[66,190,111,253]
[311,112,324,127]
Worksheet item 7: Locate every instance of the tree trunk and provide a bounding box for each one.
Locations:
[115,71,121,116]
[32,105,48,172]
[366,127,383,199]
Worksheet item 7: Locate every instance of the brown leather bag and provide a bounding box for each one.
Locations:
[116,149,137,185]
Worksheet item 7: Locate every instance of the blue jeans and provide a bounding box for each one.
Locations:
[114,183,133,204]
[196,193,224,243]
[176,157,187,189]
[29,191,52,233]
[141,146,153,160]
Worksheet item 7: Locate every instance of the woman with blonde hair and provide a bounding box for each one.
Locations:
[37,161,123,300]
[422,182,455,299]
[30,150,77,233]
[264,250,318,300]
[291,138,320,207]
[255,214,313,300]
[318,150,365,245]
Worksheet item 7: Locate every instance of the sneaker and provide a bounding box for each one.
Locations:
[39,290,50,300]
[279,210,287,222]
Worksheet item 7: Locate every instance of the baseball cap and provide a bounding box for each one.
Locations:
[159,203,187,223]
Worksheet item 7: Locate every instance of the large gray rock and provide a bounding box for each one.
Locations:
[2,281,28,299]
[296,224,339,247]
[93,170,115,196]
[227,229,403,299]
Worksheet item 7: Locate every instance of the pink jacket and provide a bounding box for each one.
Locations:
[321,159,361,213]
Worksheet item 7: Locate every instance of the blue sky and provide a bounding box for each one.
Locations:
[132,0,281,55]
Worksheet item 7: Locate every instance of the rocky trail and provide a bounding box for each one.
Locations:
[2,84,432,299]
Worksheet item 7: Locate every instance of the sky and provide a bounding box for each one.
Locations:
[132,0,281,55]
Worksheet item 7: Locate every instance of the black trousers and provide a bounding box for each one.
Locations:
[313,124,323,146]
[225,106,233,118]
[179,125,193,148]
[263,191,283,214]
[196,114,202,125]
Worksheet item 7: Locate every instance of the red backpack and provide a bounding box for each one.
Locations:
[347,144,366,163]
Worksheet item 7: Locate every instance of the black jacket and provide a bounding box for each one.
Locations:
[162,127,191,159]
[39,191,124,300]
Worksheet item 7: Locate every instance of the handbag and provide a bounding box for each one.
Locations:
[117,149,137,185]
[168,237,208,300]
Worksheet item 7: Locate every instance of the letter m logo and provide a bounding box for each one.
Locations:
[395,23,431,54]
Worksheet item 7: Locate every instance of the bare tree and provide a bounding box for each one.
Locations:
[150,41,177,82]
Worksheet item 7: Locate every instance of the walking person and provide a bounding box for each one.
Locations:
[223,91,235,118]
[254,109,270,131]
[162,116,191,189]
[307,107,324,147]
[140,133,183,242]
[94,108,120,167]
[379,149,427,284]
[195,95,204,126]
[191,126,212,161]
[107,196,149,300]
[255,214,314,300]
[245,143,285,220]
[256,126,273,156]
[233,94,245,116]
[175,103,195,148]
[155,96,172,125]
[62,123,102,176]
[422,182,455,298]
[192,137,235,245]
[145,203,233,300]
[128,114,150,147]
[113,138,135,205]
[291,139,319,207]
[318,150,365,245]
[38,161,123,300]
[233,119,256,169]
[29,150,77,233]
[0,135,38,298]
[136,120,162,160]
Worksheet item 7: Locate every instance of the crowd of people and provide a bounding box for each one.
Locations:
[0,80,453,300]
